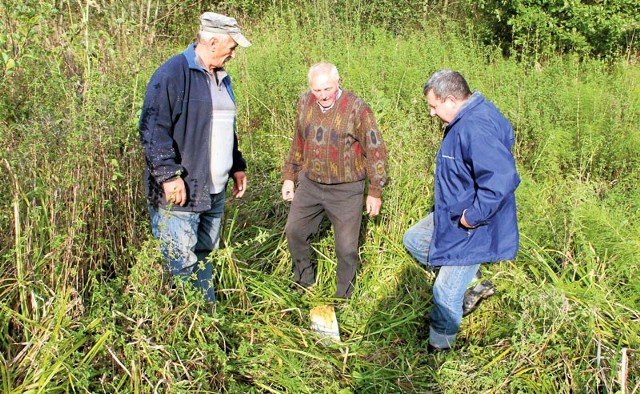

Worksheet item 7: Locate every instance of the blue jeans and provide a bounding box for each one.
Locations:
[403,213,480,349]
[149,191,226,303]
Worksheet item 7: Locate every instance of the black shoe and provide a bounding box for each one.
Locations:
[462,279,496,316]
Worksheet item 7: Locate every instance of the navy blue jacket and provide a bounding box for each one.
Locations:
[139,44,246,211]
[429,92,520,266]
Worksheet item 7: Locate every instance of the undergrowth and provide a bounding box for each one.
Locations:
[1,1,638,393]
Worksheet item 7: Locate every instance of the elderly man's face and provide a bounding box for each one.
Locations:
[208,35,238,69]
[310,73,339,108]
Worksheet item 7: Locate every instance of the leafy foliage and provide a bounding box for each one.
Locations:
[1,0,639,393]
[465,0,640,60]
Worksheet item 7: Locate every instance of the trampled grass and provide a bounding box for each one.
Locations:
[1,1,638,393]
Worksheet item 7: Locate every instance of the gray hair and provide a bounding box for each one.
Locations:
[197,31,229,45]
[308,62,340,84]
[423,70,471,100]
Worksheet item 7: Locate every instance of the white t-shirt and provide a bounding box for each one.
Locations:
[207,69,236,194]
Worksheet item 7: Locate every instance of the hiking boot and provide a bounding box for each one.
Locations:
[462,279,496,316]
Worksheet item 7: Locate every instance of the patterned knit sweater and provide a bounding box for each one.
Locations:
[282,89,388,198]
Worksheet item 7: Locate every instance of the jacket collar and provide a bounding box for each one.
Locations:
[182,44,232,88]
[445,91,485,131]
[183,44,206,71]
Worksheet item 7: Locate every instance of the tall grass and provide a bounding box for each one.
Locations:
[1,1,638,392]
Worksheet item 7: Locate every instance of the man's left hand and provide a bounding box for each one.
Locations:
[232,171,247,198]
[460,210,476,228]
[366,196,382,217]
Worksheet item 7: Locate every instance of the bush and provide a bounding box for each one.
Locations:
[465,0,640,60]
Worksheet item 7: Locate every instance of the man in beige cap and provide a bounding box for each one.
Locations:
[139,12,251,305]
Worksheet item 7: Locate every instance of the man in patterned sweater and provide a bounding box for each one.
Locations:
[281,62,388,299]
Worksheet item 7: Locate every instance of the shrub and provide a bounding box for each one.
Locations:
[465,0,640,60]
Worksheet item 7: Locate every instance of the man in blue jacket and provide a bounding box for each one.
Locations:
[404,70,520,352]
[139,12,251,304]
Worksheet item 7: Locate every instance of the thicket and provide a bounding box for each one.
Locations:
[220,0,640,60]
[1,0,639,393]
[466,0,640,61]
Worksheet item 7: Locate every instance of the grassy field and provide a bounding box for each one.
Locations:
[1,1,639,393]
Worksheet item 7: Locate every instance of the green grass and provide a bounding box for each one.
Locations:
[1,1,639,393]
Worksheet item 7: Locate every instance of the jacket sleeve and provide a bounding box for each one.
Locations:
[138,63,184,184]
[462,120,520,226]
[229,125,247,175]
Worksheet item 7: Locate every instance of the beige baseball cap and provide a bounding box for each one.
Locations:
[199,12,251,48]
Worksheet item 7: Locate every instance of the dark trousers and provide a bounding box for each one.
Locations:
[285,174,365,298]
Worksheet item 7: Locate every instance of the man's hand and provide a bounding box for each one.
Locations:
[232,171,247,198]
[366,196,382,216]
[163,177,187,206]
[460,210,476,228]
[282,180,295,201]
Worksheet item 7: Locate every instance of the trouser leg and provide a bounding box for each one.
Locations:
[429,263,480,349]
[149,191,225,303]
[324,180,365,299]
[149,205,199,281]
[285,176,325,287]
[403,212,434,266]
[193,191,225,302]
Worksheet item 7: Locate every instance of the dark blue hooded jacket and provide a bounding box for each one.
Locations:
[139,44,246,212]
[429,92,520,266]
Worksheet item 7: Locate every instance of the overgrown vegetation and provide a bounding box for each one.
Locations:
[465,0,639,61]
[1,0,638,392]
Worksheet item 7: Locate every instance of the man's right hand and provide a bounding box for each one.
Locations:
[163,177,187,206]
[281,179,295,201]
